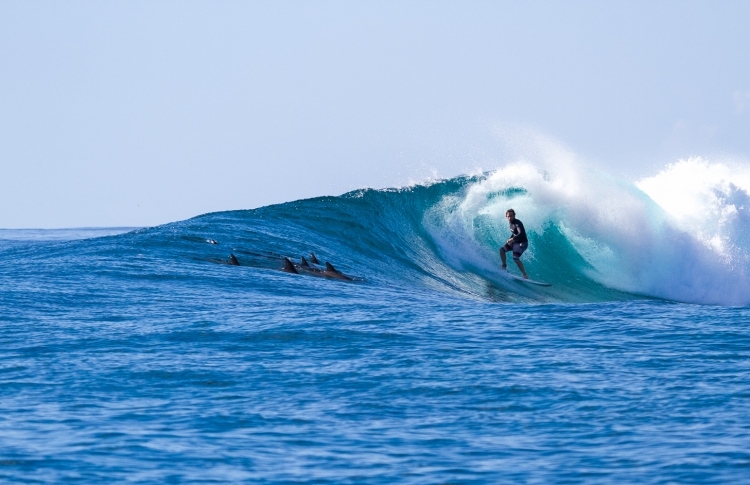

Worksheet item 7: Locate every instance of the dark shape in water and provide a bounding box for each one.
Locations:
[296,256,325,275]
[282,258,299,274]
[323,262,352,281]
[291,256,355,281]
[206,249,357,281]
[309,253,320,265]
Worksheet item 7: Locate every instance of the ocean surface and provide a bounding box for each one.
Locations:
[2,161,750,483]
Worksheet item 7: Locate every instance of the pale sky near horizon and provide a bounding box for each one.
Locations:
[2,0,750,228]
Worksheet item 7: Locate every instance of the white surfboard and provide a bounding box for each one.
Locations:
[501,271,552,287]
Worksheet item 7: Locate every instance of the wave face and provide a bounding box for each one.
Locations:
[98,157,750,306]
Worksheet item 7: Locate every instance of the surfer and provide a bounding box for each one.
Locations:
[499,209,529,279]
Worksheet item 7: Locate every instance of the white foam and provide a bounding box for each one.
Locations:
[636,158,750,265]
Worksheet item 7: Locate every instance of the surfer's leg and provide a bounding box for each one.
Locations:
[514,258,529,279]
[512,243,529,278]
[499,247,507,269]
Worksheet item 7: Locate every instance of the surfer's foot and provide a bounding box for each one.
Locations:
[501,265,507,271]
[523,273,529,279]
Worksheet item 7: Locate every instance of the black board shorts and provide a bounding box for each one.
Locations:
[503,241,528,259]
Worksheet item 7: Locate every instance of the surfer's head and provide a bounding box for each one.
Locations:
[505,209,515,220]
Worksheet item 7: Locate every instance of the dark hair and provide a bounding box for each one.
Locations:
[505,209,515,217]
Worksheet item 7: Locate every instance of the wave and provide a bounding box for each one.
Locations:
[47,158,750,306]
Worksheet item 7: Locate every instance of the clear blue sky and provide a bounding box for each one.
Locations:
[2,0,749,228]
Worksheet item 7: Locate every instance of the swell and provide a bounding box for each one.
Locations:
[7,160,749,306]
[79,175,634,304]
[172,159,750,305]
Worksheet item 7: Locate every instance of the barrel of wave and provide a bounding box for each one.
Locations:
[425,159,750,306]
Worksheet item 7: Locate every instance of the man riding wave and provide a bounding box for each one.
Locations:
[499,208,529,279]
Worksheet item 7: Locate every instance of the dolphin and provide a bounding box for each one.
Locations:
[210,250,356,280]
[296,256,324,275]
[205,253,241,266]
[290,256,354,280]
[322,261,353,280]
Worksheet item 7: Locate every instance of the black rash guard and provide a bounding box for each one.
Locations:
[509,218,528,244]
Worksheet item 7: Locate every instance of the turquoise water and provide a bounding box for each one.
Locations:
[2,173,750,483]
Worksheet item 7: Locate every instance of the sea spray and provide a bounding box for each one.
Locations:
[637,158,750,269]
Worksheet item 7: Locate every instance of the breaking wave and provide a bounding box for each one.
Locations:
[30,157,750,306]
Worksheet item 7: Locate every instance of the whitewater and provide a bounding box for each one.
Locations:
[2,158,750,483]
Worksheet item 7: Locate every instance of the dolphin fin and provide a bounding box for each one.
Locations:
[309,253,320,264]
[282,257,298,274]
[229,254,240,266]
[300,257,310,268]
[323,262,353,280]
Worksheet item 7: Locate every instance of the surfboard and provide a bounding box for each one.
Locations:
[501,271,552,287]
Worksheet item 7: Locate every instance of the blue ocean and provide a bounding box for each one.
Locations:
[2,160,750,483]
